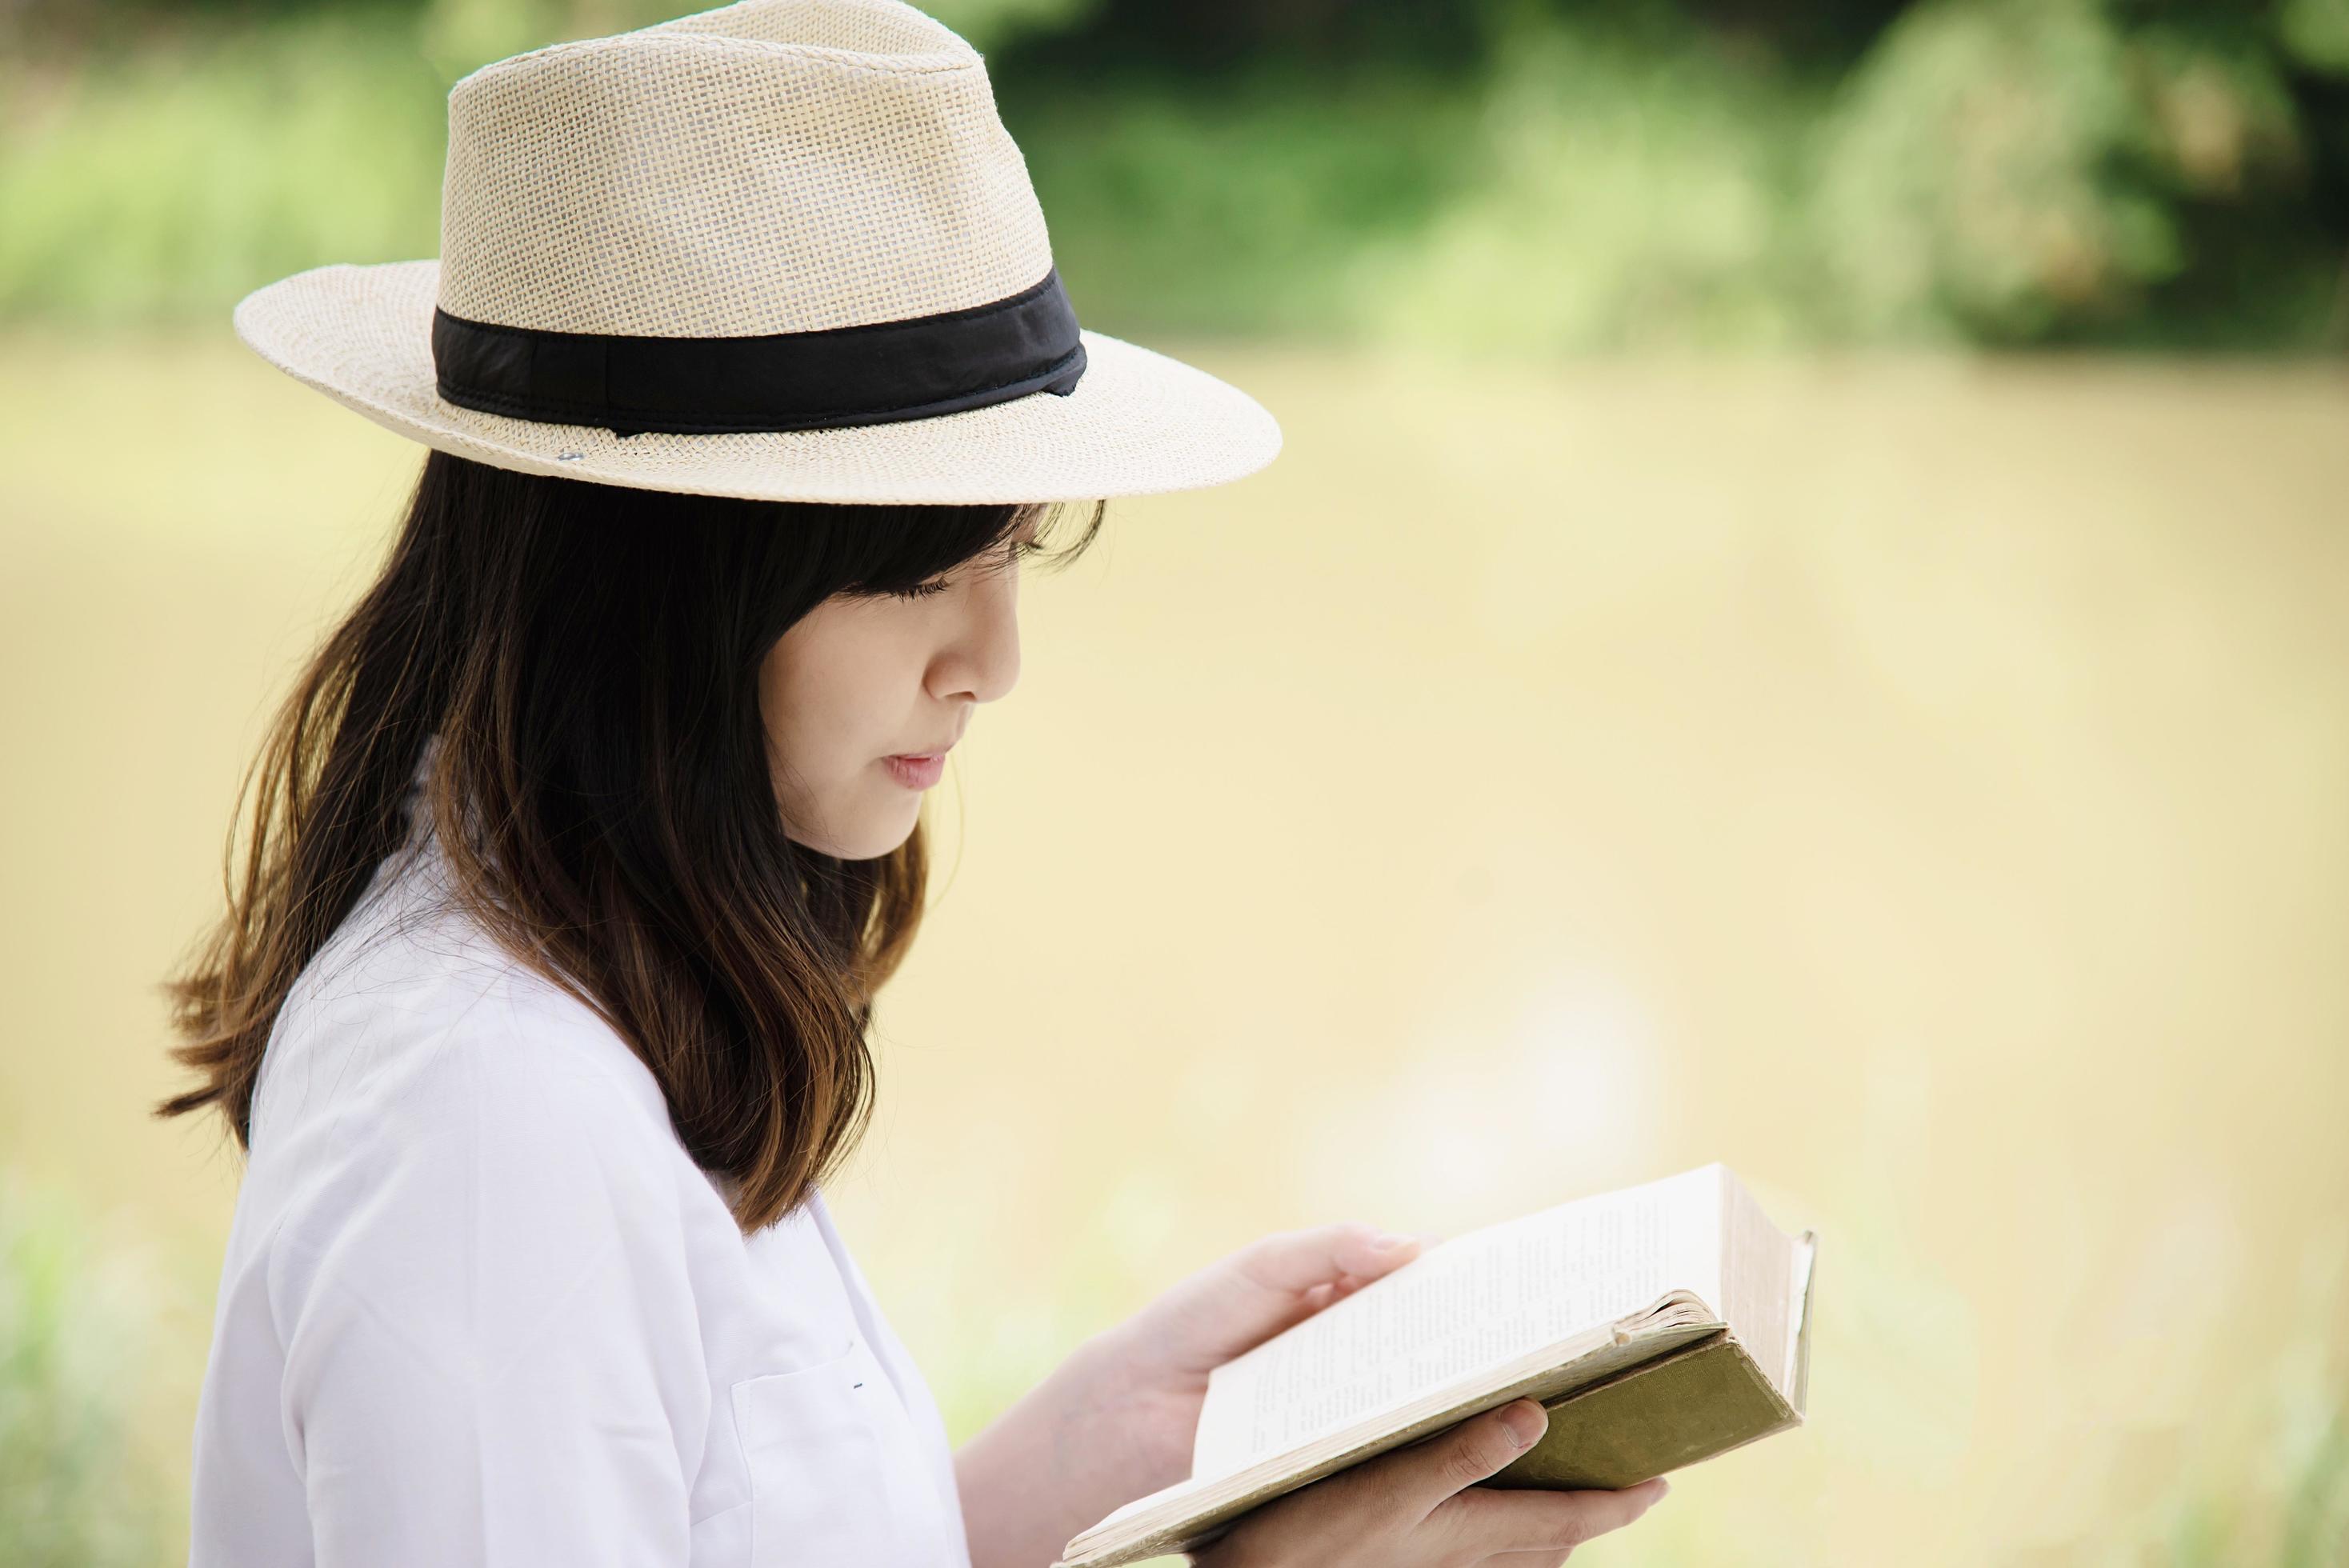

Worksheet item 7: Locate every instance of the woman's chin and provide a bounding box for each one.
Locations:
[779,782,924,860]
[839,802,922,862]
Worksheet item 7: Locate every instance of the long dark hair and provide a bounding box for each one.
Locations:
[157,448,1104,1232]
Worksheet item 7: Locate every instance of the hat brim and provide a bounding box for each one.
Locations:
[232,260,1282,505]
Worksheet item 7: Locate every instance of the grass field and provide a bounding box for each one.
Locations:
[2,330,2346,1563]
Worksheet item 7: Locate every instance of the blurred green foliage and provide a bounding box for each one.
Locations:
[2166,1369,2349,1566]
[1000,0,2349,349]
[0,0,2343,344]
[0,1172,170,1568]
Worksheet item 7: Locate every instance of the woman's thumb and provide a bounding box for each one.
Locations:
[1403,1398,1547,1510]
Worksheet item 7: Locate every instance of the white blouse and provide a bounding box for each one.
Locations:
[186,802,974,1567]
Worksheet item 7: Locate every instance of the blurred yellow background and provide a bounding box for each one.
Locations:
[8,0,2349,1560]
[4,330,2345,1562]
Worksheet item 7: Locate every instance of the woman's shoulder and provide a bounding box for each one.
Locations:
[230,842,739,1408]
[247,832,697,1228]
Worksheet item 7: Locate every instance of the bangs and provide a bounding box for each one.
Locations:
[752,498,1109,600]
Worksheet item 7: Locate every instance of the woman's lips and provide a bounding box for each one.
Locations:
[883,753,945,790]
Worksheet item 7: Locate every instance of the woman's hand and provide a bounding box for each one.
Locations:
[954,1222,1433,1568]
[1086,1221,1435,1488]
[1193,1398,1671,1567]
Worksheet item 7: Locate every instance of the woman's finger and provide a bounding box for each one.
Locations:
[1369,1398,1551,1520]
[1434,1475,1671,1558]
[1126,1222,1427,1369]
[1227,1222,1423,1298]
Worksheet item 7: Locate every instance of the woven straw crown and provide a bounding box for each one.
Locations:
[230,0,1283,504]
[439,1,1049,338]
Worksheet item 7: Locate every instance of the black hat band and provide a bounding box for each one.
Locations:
[431,266,1086,439]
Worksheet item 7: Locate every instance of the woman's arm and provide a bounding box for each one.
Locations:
[954,1328,1188,1568]
[270,1038,711,1567]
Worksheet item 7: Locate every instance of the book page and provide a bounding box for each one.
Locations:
[1190,1165,1727,1479]
[1087,1474,1206,1535]
[1717,1169,1795,1398]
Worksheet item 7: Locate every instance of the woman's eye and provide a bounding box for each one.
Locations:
[890,578,952,600]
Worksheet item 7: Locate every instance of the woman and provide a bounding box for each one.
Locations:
[161,2,1671,1564]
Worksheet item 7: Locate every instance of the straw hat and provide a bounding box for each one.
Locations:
[230,0,1282,504]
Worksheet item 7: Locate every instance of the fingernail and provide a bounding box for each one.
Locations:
[1371,1230,1413,1250]
[1499,1400,1546,1450]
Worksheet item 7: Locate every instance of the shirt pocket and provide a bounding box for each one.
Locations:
[731,1335,954,1568]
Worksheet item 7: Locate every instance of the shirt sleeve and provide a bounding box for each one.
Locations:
[268,1010,711,1567]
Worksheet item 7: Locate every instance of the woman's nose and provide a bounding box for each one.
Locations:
[937,568,1021,705]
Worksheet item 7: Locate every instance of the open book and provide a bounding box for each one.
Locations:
[1054,1163,1817,1568]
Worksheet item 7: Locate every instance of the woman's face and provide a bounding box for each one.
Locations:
[759,519,1034,859]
